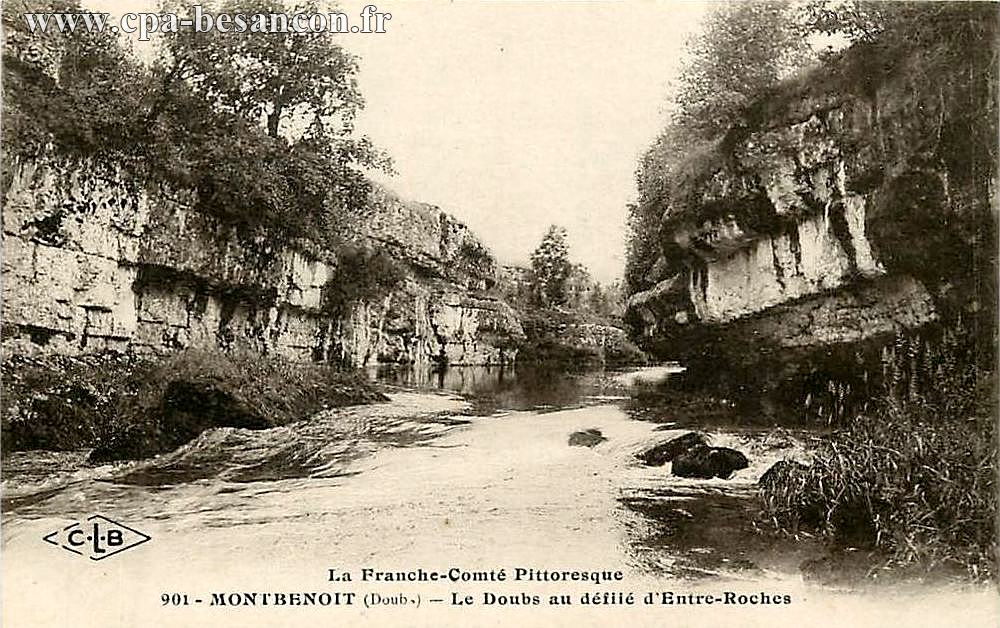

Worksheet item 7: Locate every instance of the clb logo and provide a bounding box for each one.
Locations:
[43,514,151,561]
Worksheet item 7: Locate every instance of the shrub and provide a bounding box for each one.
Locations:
[1,353,141,453]
[2,348,386,461]
[759,325,998,580]
[603,337,649,367]
[322,244,407,317]
[456,239,497,285]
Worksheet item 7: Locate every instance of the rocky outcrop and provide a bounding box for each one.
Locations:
[1,157,523,364]
[627,36,996,377]
[345,186,498,291]
[336,283,522,366]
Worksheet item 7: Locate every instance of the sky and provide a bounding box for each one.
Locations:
[86,0,712,282]
[342,1,711,282]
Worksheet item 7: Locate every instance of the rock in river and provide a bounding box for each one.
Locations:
[637,432,708,466]
[672,445,749,479]
[569,428,607,447]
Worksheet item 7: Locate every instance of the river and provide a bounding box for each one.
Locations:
[2,364,996,627]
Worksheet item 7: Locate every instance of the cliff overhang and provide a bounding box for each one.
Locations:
[628,30,997,373]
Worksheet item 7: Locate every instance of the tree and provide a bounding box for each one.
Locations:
[2,0,149,157]
[530,225,572,308]
[158,0,367,144]
[144,0,390,234]
[673,1,813,139]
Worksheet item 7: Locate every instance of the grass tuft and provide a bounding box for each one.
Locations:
[758,323,998,580]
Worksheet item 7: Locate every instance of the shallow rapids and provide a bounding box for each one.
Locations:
[3,366,996,627]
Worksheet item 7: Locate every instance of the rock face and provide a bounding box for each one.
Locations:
[627,38,996,379]
[1,158,523,364]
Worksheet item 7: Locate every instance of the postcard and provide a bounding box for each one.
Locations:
[2,2,997,627]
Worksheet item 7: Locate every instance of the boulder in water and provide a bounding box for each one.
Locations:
[569,428,607,447]
[672,445,749,479]
[637,431,708,466]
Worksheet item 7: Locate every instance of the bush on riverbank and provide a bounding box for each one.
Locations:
[758,326,998,580]
[515,309,648,368]
[2,353,140,453]
[2,349,386,461]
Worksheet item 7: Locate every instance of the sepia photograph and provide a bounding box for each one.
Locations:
[1,1,998,626]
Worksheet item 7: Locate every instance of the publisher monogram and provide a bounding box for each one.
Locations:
[43,515,151,561]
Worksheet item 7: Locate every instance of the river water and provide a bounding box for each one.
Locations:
[2,365,996,627]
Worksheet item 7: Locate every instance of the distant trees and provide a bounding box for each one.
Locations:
[516,225,621,319]
[529,225,572,308]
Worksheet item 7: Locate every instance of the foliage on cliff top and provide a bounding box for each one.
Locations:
[2,0,389,241]
[671,1,813,141]
[624,1,998,298]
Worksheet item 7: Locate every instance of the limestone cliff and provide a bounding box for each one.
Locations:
[627,35,996,375]
[1,157,523,365]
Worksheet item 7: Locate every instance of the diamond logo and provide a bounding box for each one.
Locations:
[43,515,151,561]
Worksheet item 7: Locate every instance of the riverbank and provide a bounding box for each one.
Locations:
[1,349,386,461]
[3,377,997,628]
[756,327,998,582]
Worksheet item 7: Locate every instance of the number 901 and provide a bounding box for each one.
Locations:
[161,593,190,606]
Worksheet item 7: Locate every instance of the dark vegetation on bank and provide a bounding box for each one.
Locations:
[515,310,647,369]
[758,324,997,581]
[2,349,386,462]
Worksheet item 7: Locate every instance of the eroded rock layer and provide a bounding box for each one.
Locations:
[628,38,996,374]
[2,158,523,365]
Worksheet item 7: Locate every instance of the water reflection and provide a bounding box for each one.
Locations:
[367,359,812,431]
[368,363,659,414]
